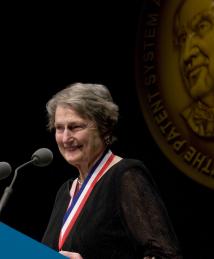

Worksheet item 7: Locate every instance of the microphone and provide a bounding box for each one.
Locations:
[0,162,12,180]
[0,148,53,216]
[31,148,53,167]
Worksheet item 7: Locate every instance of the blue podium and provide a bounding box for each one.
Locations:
[0,222,65,259]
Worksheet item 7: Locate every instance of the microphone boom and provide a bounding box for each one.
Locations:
[0,147,53,216]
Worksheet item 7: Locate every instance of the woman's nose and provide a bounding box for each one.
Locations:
[62,128,73,143]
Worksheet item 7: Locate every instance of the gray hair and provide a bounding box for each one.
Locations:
[46,82,119,145]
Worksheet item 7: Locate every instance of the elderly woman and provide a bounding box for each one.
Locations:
[42,82,182,259]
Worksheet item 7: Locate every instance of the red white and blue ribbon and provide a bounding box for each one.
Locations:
[58,149,114,250]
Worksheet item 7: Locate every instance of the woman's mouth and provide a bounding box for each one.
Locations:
[64,145,81,151]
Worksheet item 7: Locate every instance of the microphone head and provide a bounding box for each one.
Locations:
[31,148,53,167]
[0,162,12,180]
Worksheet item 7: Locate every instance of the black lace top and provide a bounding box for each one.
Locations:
[42,159,183,259]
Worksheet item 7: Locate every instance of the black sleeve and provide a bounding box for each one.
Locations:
[119,164,183,259]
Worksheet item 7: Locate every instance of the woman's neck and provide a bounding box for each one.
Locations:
[78,147,108,182]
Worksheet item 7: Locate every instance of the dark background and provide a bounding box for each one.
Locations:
[0,1,213,258]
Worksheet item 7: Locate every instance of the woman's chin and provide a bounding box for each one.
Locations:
[65,152,81,165]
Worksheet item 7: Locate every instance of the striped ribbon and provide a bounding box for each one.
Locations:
[58,149,114,250]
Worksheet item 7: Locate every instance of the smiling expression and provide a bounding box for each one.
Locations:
[54,105,106,174]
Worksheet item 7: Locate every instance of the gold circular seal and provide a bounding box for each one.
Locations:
[135,0,214,189]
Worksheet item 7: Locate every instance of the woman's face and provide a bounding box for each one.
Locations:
[54,105,105,170]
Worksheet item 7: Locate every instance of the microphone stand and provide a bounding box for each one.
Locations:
[0,159,34,216]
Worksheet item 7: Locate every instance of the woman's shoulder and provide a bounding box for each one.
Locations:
[111,157,157,186]
[113,157,149,173]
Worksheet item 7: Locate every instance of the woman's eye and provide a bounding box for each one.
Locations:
[73,125,81,130]
[73,125,86,131]
[68,124,86,132]
[55,126,64,132]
